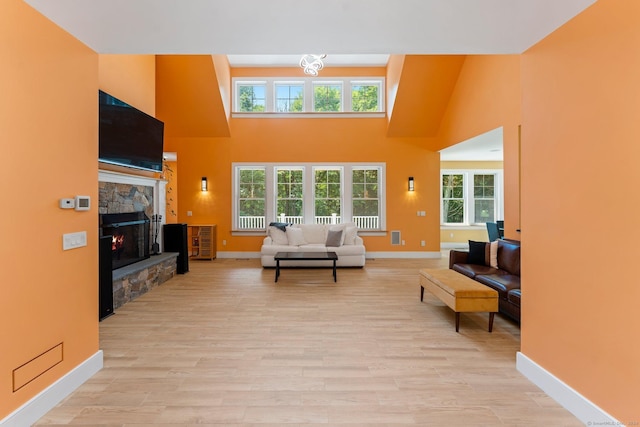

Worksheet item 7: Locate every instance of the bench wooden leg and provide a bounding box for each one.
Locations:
[455,312,460,333]
[420,285,424,301]
[488,312,495,332]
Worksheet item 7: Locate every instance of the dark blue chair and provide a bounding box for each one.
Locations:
[486,222,500,242]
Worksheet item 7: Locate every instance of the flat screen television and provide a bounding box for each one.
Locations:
[99,90,164,172]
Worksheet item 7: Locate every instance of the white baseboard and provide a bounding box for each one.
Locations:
[216,251,261,259]
[440,242,469,249]
[516,352,620,425]
[218,251,442,260]
[0,350,103,427]
[366,251,442,259]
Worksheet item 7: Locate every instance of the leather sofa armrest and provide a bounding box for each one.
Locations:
[449,250,469,269]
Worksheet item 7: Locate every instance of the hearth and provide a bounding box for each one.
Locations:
[99,212,150,270]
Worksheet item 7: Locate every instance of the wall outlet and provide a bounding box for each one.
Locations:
[222,239,227,246]
[450,233,454,238]
[421,240,425,247]
[187,211,192,217]
[401,240,406,246]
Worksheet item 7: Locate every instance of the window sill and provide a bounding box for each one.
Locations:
[232,112,386,119]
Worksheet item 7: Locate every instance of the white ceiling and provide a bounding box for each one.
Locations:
[440,128,504,162]
[25,0,596,56]
[23,0,595,159]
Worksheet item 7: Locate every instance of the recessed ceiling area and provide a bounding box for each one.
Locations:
[227,54,390,68]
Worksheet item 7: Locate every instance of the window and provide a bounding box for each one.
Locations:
[233,163,385,231]
[441,170,503,226]
[237,83,266,112]
[237,167,266,230]
[313,82,342,112]
[474,174,495,223]
[275,83,304,112]
[351,81,381,112]
[233,77,384,115]
[276,168,304,224]
[352,167,381,229]
[314,167,342,224]
[442,174,464,224]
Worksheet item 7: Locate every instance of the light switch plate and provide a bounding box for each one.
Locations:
[63,231,87,250]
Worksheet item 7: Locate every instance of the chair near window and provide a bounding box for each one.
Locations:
[486,222,501,242]
[496,220,505,238]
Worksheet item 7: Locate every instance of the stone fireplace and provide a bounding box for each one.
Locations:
[98,170,175,311]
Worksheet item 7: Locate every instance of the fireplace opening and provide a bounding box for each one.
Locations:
[99,212,150,270]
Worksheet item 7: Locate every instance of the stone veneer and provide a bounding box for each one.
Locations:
[112,252,178,310]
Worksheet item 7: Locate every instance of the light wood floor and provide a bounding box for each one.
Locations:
[36,255,581,426]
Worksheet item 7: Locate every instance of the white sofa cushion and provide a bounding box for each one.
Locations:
[296,223,327,244]
[268,225,288,245]
[330,223,358,245]
[286,226,307,246]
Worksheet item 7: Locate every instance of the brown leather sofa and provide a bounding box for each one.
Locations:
[449,239,521,323]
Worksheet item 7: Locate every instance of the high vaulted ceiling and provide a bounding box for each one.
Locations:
[25,0,596,58]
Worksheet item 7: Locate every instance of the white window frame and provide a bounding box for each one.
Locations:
[232,162,386,232]
[350,80,383,112]
[232,77,385,117]
[440,169,504,226]
[312,81,344,112]
[235,81,267,112]
[274,81,305,112]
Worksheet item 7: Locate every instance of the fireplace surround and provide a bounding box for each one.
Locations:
[99,212,150,270]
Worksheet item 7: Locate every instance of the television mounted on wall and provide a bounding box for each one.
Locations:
[98,90,164,172]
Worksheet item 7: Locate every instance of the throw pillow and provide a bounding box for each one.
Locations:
[268,226,288,245]
[325,229,344,247]
[343,226,358,245]
[468,240,488,265]
[489,240,499,268]
[285,226,307,246]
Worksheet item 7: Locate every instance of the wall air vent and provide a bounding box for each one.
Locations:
[391,230,401,246]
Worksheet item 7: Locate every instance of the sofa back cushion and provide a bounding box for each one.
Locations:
[497,240,521,276]
[296,224,327,244]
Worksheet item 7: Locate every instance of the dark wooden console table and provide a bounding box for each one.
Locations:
[274,252,338,283]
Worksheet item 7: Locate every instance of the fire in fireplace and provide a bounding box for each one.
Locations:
[99,212,150,270]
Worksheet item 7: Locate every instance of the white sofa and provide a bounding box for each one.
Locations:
[260,222,366,267]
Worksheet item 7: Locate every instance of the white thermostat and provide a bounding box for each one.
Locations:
[59,198,75,209]
[75,195,90,211]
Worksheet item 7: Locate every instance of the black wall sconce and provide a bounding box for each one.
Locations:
[408,176,415,191]
[201,176,208,192]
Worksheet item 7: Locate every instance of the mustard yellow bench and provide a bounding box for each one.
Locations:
[419,268,499,332]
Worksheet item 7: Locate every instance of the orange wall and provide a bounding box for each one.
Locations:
[521,0,639,420]
[98,55,156,115]
[437,55,522,240]
[164,118,441,253]
[387,55,465,137]
[160,62,443,254]
[0,0,99,418]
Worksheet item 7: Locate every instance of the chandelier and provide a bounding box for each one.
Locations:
[299,54,327,76]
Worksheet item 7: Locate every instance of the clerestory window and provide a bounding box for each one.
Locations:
[232,77,384,115]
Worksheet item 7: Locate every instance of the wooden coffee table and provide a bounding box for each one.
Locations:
[274,252,338,283]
